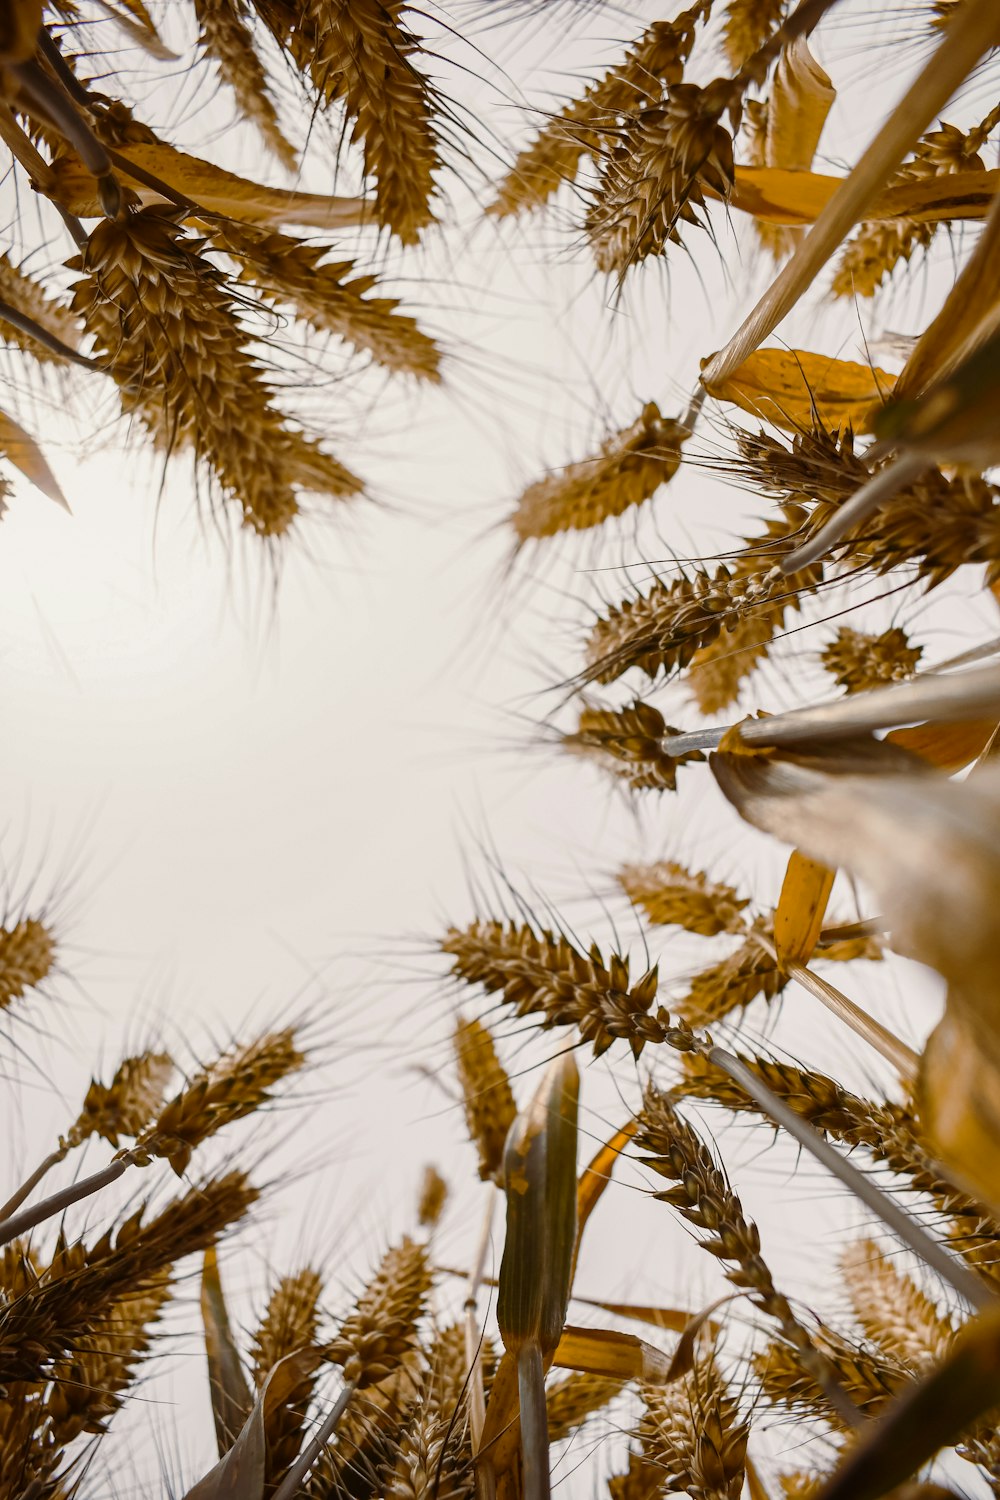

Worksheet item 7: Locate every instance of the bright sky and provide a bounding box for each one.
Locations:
[0,2,989,1491]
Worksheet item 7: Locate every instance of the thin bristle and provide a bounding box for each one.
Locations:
[841,1239,954,1369]
[443,918,660,1058]
[510,404,688,542]
[0,252,82,362]
[63,1051,174,1150]
[563,699,706,793]
[68,209,361,537]
[194,0,298,170]
[546,1371,623,1443]
[324,1237,431,1387]
[0,1171,258,1384]
[820,627,922,694]
[136,1027,305,1176]
[0,916,56,1010]
[210,219,441,381]
[626,1356,748,1500]
[490,13,700,217]
[286,0,440,243]
[452,1016,517,1183]
[619,860,749,937]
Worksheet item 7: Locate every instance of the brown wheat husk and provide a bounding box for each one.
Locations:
[841,1239,955,1369]
[564,699,706,793]
[63,1051,174,1150]
[624,1353,748,1500]
[194,0,297,170]
[821,627,923,695]
[618,860,749,937]
[0,916,56,1010]
[452,1016,516,1182]
[323,1237,431,1388]
[0,251,82,363]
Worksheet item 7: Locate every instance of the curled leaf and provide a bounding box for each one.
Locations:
[703,347,894,432]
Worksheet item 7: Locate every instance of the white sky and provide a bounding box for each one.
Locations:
[0,2,993,1492]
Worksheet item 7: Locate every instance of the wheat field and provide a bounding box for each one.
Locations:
[1,1,1000,1497]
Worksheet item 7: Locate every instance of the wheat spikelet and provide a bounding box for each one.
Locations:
[284,0,439,243]
[841,1239,954,1369]
[686,502,822,712]
[452,1016,516,1182]
[136,1027,305,1176]
[252,1267,323,1386]
[723,0,787,69]
[632,1355,748,1500]
[443,918,661,1058]
[674,1052,1000,1287]
[637,1084,863,1407]
[383,1401,474,1500]
[546,1371,624,1442]
[62,1051,174,1150]
[833,117,990,298]
[820,627,923,695]
[0,1171,258,1383]
[194,0,297,169]
[510,404,688,542]
[324,1237,431,1388]
[563,699,706,794]
[0,916,56,1010]
[676,920,787,1026]
[68,209,361,537]
[754,1330,907,1425]
[619,860,749,937]
[416,1165,448,1229]
[0,252,82,363]
[43,1275,172,1444]
[209,219,441,381]
[490,12,702,217]
[583,567,783,688]
[585,80,736,274]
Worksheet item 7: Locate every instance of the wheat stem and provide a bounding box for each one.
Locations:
[0,1152,140,1247]
[271,1379,356,1500]
[0,1147,69,1221]
[0,299,94,367]
[749,930,917,1082]
[707,1047,992,1310]
[701,0,1000,387]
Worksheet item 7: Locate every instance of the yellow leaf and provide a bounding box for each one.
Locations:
[887,717,998,770]
[763,37,835,172]
[0,410,70,510]
[774,849,835,964]
[52,144,369,230]
[703,347,894,433]
[553,1325,673,1382]
[570,1296,704,1335]
[724,165,1000,228]
[919,1006,1000,1213]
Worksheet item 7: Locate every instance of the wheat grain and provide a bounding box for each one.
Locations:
[675,920,788,1025]
[194,0,297,169]
[490,10,704,217]
[723,0,788,69]
[821,627,923,695]
[63,1051,174,1151]
[636,1085,858,1421]
[545,1371,624,1442]
[563,699,706,794]
[452,1016,517,1182]
[69,208,361,537]
[136,1027,305,1176]
[754,1329,907,1426]
[285,0,440,243]
[841,1239,954,1368]
[0,251,82,363]
[510,404,688,542]
[631,1355,748,1500]
[324,1237,431,1387]
[209,218,441,381]
[0,1171,258,1384]
[253,1267,323,1385]
[0,915,55,1010]
[586,80,737,274]
[619,860,749,937]
[443,918,661,1058]
[416,1165,448,1229]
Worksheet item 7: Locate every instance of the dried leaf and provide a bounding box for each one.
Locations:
[553,1325,673,1382]
[52,143,368,229]
[774,850,835,963]
[0,410,70,510]
[703,347,894,432]
[201,1248,254,1458]
[762,37,834,170]
[886,717,999,770]
[724,165,1000,228]
[184,1349,319,1500]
